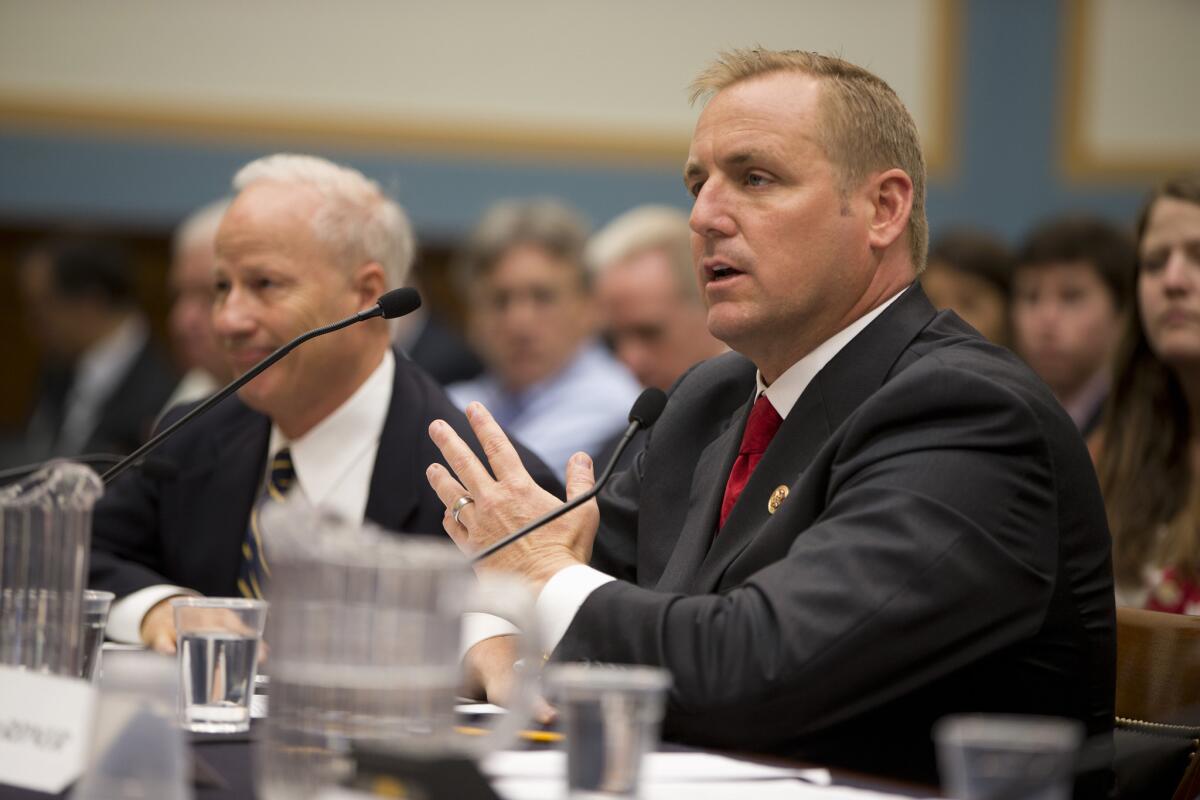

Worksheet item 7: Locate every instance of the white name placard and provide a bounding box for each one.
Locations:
[0,666,96,794]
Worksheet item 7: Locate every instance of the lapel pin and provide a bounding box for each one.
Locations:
[767,485,789,514]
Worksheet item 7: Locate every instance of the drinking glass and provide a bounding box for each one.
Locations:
[79,589,114,682]
[172,597,268,734]
[545,664,672,799]
[935,714,1083,800]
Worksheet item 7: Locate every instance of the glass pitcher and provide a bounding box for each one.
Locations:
[0,461,103,677]
[256,501,541,800]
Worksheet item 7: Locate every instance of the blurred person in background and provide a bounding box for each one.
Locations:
[920,228,1013,346]
[1095,176,1200,611]
[588,205,726,391]
[19,238,176,461]
[163,198,234,410]
[1011,216,1134,438]
[393,272,485,386]
[448,198,640,476]
[89,154,558,656]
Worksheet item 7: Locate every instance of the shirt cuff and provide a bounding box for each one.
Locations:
[106,585,198,644]
[536,564,615,655]
[460,612,522,659]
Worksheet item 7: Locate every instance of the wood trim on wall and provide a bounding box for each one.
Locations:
[926,0,963,180]
[1061,0,1200,182]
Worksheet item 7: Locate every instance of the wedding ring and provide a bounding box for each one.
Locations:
[451,494,475,525]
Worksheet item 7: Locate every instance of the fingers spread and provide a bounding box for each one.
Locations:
[429,418,494,491]
[464,403,527,482]
[426,462,469,514]
[564,452,595,502]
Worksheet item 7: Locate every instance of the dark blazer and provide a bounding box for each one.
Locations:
[558,286,1115,793]
[90,350,561,598]
[405,313,485,387]
[26,338,177,460]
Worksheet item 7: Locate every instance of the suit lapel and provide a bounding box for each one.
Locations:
[364,352,419,531]
[688,382,831,593]
[180,409,269,593]
[683,284,938,593]
[653,392,751,593]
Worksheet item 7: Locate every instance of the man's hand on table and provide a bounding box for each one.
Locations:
[142,595,267,661]
[463,634,556,725]
[426,401,599,591]
[140,595,186,654]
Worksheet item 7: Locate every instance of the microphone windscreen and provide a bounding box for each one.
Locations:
[628,388,668,427]
[377,287,422,319]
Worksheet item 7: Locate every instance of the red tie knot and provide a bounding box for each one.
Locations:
[740,394,783,455]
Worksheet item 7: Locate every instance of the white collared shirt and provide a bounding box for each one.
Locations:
[106,350,394,642]
[535,289,906,653]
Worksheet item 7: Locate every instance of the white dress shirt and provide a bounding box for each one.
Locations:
[106,350,395,642]
[535,291,905,654]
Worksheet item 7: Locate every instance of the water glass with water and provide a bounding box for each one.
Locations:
[935,714,1083,800]
[544,664,672,799]
[172,597,268,734]
[79,589,113,682]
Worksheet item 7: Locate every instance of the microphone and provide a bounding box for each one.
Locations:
[100,287,421,484]
[472,388,668,564]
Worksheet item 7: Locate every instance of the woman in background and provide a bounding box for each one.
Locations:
[1095,175,1200,611]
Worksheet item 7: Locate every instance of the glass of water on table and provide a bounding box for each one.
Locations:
[172,597,268,733]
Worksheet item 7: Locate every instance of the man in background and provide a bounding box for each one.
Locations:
[163,198,234,409]
[588,205,726,391]
[448,198,640,476]
[921,228,1014,346]
[1012,216,1134,437]
[19,238,176,460]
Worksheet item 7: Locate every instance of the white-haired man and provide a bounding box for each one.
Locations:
[589,205,725,392]
[90,154,558,653]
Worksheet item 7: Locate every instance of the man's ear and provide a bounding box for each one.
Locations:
[866,168,914,253]
[353,262,388,311]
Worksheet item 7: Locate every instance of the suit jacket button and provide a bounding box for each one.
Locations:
[768,485,789,514]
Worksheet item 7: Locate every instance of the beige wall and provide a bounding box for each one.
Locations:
[0,0,953,164]
[1065,0,1200,177]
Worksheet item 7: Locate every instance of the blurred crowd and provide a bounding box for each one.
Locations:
[7,158,1200,617]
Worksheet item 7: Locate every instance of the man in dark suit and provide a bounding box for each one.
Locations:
[426,50,1115,794]
[18,239,177,463]
[90,154,558,661]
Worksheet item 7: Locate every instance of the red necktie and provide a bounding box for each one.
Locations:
[718,394,783,530]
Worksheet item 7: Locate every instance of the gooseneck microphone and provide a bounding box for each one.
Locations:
[100,287,422,485]
[472,387,668,564]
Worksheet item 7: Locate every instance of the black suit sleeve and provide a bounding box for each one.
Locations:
[88,405,188,597]
[555,358,1059,747]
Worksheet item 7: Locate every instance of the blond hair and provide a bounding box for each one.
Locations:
[233,154,415,291]
[691,49,927,271]
[585,205,698,301]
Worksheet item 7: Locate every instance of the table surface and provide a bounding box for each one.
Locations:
[0,721,936,800]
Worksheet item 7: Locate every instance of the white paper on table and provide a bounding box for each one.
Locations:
[484,750,829,784]
[485,751,937,800]
[494,777,929,800]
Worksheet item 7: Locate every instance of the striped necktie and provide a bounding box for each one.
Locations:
[237,448,295,599]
